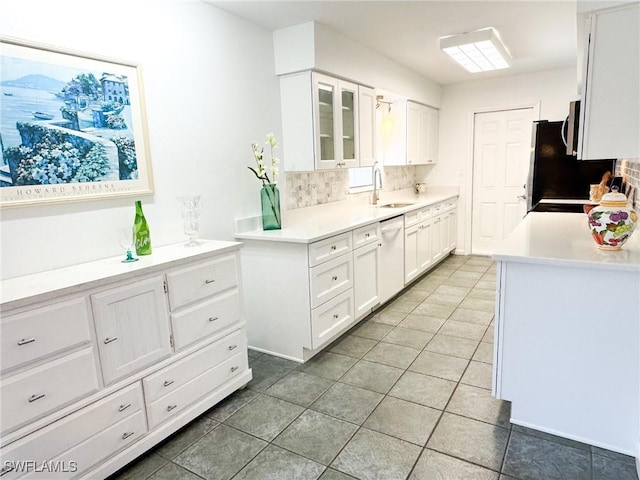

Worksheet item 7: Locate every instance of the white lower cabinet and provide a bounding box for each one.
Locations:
[353,223,381,320]
[0,241,251,479]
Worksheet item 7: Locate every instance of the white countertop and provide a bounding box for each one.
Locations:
[0,240,242,310]
[492,212,640,272]
[235,187,459,244]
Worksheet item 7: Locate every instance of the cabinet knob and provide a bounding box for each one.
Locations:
[365,233,370,238]
[121,431,135,440]
[17,337,36,346]
[332,275,338,281]
[333,314,339,319]
[163,380,174,387]
[118,403,131,412]
[231,366,239,372]
[330,245,337,251]
[228,344,237,351]
[166,404,177,412]
[104,337,118,344]
[209,316,219,322]
[28,393,45,403]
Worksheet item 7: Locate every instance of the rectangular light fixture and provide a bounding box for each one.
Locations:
[440,27,511,73]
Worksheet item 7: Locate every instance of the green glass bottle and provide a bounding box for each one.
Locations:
[134,200,152,255]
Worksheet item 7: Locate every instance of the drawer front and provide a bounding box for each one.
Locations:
[418,206,433,221]
[143,329,246,403]
[308,232,352,267]
[404,210,420,227]
[353,223,380,248]
[1,297,91,374]
[0,382,144,480]
[309,254,354,309]
[147,352,248,429]
[430,202,442,216]
[0,348,99,436]
[442,199,457,212]
[311,289,355,350]
[171,289,241,350]
[166,254,239,310]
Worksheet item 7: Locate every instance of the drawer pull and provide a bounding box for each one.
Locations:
[17,337,36,346]
[118,403,131,412]
[231,366,239,372]
[104,337,118,344]
[166,404,177,412]
[333,314,339,319]
[332,275,338,281]
[163,380,174,387]
[365,233,370,238]
[228,344,237,351]
[28,393,45,403]
[1,466,14,476]
[121,431,135,440]
[209,316,219,322]
[330,245,336,251]
[205,279,216,284]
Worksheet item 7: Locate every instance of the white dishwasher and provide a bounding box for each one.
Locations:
[379,215,405,304]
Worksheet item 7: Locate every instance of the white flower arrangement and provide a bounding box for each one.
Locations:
[248,133,280,186]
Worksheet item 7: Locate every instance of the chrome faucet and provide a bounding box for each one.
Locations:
[372,164,383,205]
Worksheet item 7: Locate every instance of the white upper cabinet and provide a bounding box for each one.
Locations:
[578,3,640,160]
[384,100,438,166]
[280,71,375,171]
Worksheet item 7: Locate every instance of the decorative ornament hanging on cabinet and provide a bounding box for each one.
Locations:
[249,133,281,230]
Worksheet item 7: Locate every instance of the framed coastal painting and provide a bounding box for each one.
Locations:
[0,36,153,208]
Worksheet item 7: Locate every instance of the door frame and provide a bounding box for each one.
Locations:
[463,102,541,256]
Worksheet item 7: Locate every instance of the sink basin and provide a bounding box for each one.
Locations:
[379,202,414,208]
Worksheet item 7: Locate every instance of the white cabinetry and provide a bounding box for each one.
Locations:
[385,101,438,166]
[353,223,381,320]
[578,3,640,160]
[0,241,250,480]
[280,71,376,171]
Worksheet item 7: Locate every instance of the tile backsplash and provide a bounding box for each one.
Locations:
[615,158,639,208]
[285,166,417,210]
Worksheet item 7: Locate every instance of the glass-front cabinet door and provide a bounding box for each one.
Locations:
[339,81,359,168]
[314,74,339,168]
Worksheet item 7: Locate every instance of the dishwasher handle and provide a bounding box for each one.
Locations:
[381,221,404,233]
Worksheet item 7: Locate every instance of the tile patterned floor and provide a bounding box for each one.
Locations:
[110,255,639,480]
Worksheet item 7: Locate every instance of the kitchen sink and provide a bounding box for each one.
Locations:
[379,202,414,208]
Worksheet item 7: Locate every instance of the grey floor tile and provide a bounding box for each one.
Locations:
[425,333,479,359]
[331,428,422,480]
[450,270,484,281]
[472,342,494,364]
[460,361,494,390]
[433,284,473,297]
[319,468,357,479]
[328,335,378,358]
[413,279,440,294]
[409,351,469,382]
[401,289,432,303]
[265,371,333,407]
[592,453,639,480]
[260,354,302,370]
[428,412,509,471]
[156,416,219,459]
[467,288,496,301]
[439,319,487,341]
[458,263,490,273]
[370,308,408,326]
[110,453,167,480]
[460,297,495,313]
[385,296,422,313]
[476,280,496,290]
[413,301,456,319]
[443,276,479,288]
[147,462,202,480]
[450,307,494,326]
[301,352,358,380]
[398,314,446,333]
[247,349,265,361]
[273,410,358,465]
[174,424,266,480]
[446,384,511,428]
[363,396,441,446]
[206,387,259,422]
[482,324,495,344]
[465,256,494,266]
[311,382,383,425]
[503,430,591,480]
[389,370,456,410]
[426,292,466,307]
[511,424,592,452]
[225,394,305,441]
[339,359,404,394]
[363,342,421,369]
[592,446,637,465]
[409,449,500,480]
[234,444,325,480]
[351,321,395,341]
[248,360,291,392]
[382,326,433,350]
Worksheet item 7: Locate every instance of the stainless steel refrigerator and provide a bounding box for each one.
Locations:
[527,120,615,213]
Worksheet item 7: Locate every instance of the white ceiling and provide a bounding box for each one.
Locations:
[204,0,579,85]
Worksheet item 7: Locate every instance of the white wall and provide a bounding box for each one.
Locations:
[0,0,282,279]
[420,67,578,254]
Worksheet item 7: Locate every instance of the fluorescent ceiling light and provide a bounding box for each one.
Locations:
[440,27,511,73]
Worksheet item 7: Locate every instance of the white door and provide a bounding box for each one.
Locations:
[472,108,533,255]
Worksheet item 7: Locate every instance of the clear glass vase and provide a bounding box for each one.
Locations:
[178,195,202,246]
[261,184,281,230]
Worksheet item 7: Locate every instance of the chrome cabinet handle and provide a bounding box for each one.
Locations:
[121,431,135,440]
[228,344,237,351]
[28,393,45,403]
[17,338,36,346]
[332,275,338,281]
[205,279,215,284]
[209,316,218,322]
[365,233,370,238]
[167,404,177,412]
[330,245,336,251]
[231,366,239,372]
[104,337,118,344]
[118,403,131,412]
[163,380,174,387]
[333,314,339,319]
